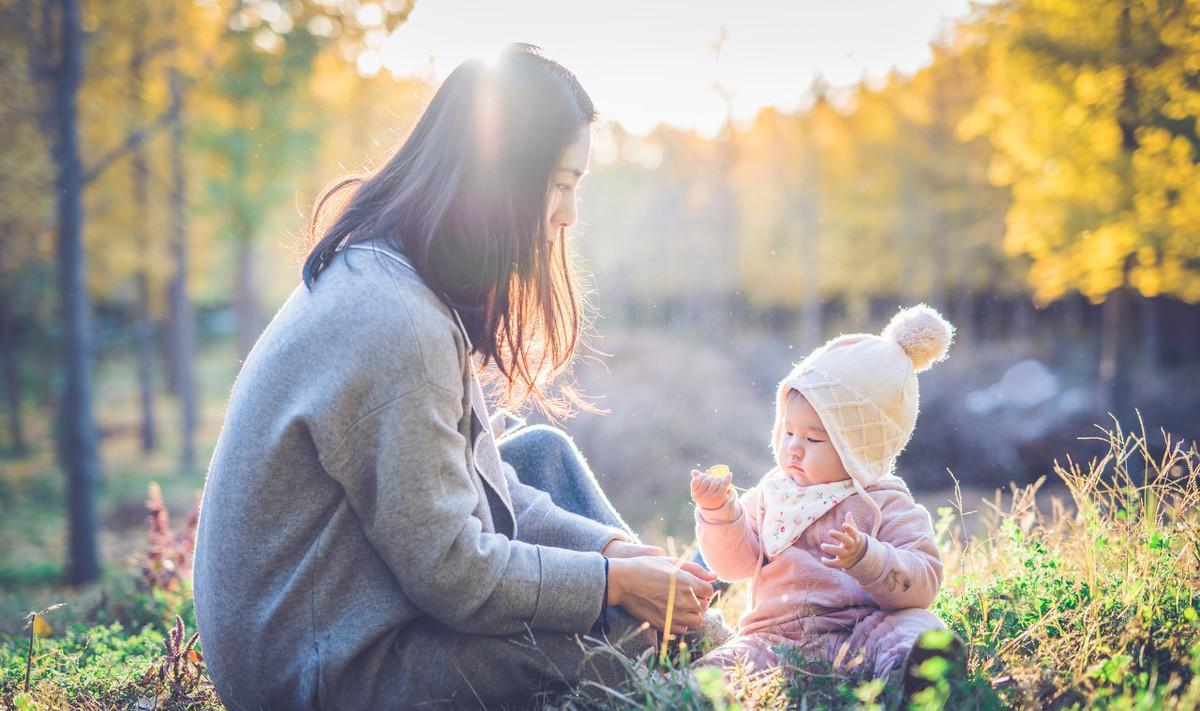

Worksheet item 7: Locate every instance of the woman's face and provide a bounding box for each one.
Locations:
[777,390,851,486]
[545,128,591,245]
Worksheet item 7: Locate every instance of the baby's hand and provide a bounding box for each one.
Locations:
[819,512,868,569]
[690,466,734,510]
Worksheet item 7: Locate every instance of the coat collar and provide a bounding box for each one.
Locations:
[343,241,474,350]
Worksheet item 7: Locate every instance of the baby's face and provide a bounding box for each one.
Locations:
[777,391,851,486]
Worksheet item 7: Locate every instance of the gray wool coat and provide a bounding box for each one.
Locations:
[192,243,632,709]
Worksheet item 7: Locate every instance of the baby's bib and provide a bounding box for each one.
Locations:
[759,475,857,558]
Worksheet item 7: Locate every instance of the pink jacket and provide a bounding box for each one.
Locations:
[695,474,942,637]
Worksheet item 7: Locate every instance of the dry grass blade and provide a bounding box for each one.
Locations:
[22,603,66,692]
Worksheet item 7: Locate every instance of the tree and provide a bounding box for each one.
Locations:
[729,90,848,341]
[0,3,54,457]
[166,0,199,473]
[23,0,102,584]
[78,0,177,455]
[129,3,158,453]
[962,0,1200,413]
[191,0,416,359]
[195,24,321,358]
[162,0,417,469]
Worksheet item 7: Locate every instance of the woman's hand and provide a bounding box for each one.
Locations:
[819,512,868,569]
[607,556,717,635]
[690,469,734,510]
[603,539,666,559]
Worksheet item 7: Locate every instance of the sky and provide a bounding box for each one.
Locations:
[374,0,981,138]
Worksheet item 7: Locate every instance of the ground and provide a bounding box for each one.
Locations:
[3,333,1200,709]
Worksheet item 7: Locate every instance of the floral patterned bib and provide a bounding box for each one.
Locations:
[759,474,857,558]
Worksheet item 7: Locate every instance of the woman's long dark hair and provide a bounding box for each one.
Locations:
[302,44,600,419]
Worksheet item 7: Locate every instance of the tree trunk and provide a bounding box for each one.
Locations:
[1140,295,1159,371]
[1013,296,1034,338]
[712,123,737,339]
[161,296,178,394]
[234,235,261,358]
[166,10,197,473]
[1100,0,1137,422]
[983,295,1001,342]
[846,292,870,329]
[0,283,28,456]
[1099,286,1131,419]
[799,225,822,349]
[1059,293,1083,340]
[232,94,262,359]
[928,61,949,315]
[952,287,973,352]
[1191,301,1200,361]
[131,13,156,453]
[799,131,822,349]
[135,274,157,452]
[51,0,101,585]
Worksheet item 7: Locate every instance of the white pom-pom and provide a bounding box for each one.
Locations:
[881,304,954,372]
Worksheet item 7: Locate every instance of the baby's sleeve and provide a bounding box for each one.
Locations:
[845,493,943,610]
[694,487,764,581]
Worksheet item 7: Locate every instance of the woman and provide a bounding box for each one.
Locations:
[193,44,716,709]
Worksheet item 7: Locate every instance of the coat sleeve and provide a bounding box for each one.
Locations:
[693,487,764,581]
[844,494,943,610]
[501,461,628,553]
[321,379,606,637]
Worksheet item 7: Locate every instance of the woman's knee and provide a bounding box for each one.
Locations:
[499,424,578,463]
[519,423,574,447]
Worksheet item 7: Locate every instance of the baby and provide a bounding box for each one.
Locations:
[691,305,956,687]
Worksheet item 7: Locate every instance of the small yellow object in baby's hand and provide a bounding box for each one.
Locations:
[705,464,731,479]
[700,464,735,494]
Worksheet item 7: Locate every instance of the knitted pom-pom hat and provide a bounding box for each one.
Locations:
[771,304,954,536]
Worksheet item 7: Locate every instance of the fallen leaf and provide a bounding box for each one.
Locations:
[705,464,730,478]
[32,615,52,638]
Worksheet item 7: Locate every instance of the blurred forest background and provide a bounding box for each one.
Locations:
[1,0,1198,612]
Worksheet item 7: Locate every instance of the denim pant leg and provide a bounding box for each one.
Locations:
[496,424,639,541]
[496,424,724,576]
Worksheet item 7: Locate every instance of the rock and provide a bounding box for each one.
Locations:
[965,359,1060,414]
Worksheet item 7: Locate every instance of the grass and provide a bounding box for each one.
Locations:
[929,417,1200,710]
[538,417,1200,711]
[0,507,216,709]
[3,418,1198,709]
[3,339,1200,708]
[0,342,233,631]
